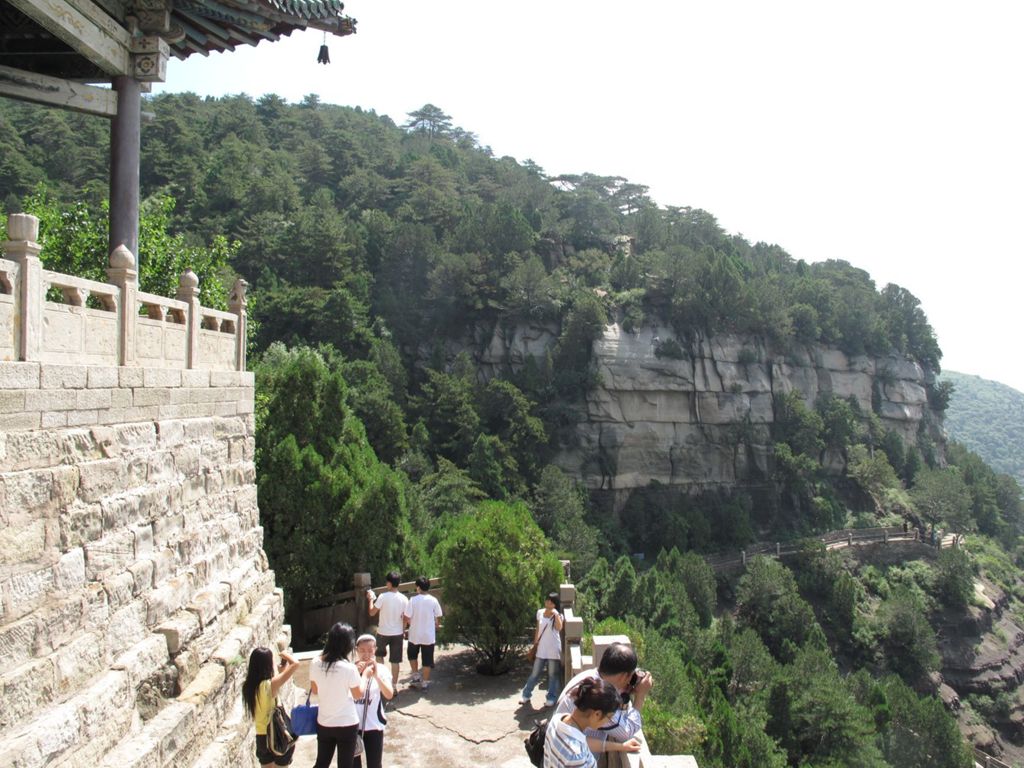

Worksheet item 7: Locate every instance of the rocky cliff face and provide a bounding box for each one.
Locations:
[475,321,938,493]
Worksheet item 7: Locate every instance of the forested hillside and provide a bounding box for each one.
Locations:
[3,93,1023,767]
[942,371,1024,488]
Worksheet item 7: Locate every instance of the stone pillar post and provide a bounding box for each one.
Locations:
[741,550,746,566]
[559,584,576,611]
[176,270,200,369]
[110,76,141,263]
[883,530,889,544]
[353,572,372,634]
[106,244,137,366]
[229,277,249,372]
[776,542,781,556]
[563,613,584,674]
[4,214,42,362]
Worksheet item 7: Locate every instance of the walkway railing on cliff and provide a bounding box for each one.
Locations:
[973,746,1013,768]
[704,525,957,573]
[1,213,247,371]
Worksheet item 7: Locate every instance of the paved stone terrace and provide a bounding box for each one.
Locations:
[293,644,541,767]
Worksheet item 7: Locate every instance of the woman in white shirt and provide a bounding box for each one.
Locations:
[352,633,394,768]
[520,592,564,707]
[309,622,374,768]
[544,678,622,768]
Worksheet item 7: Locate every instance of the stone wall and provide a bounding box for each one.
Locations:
[0,360,282,768]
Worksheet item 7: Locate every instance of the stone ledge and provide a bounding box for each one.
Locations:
[1,669,131,768]
[98,700,196,768]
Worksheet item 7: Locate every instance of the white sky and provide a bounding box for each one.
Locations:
[154,1,1024,393]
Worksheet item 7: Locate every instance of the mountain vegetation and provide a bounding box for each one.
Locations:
[942,371,1024,489]
[2,94,1023,767]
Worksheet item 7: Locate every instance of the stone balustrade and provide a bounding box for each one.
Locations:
[1,213,247,372]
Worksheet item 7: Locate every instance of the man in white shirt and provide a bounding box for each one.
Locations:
[366,571,409,684]
[403,576,443,691]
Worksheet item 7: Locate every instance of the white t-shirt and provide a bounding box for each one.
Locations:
[404,593,443,645]
[354,665,392,732]
[536,609,562,660]
[309,657,361,727]
[374,590,409,636]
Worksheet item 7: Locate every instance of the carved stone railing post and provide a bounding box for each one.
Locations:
[176,270,200,369]
[4,213,43,361]
[229,277,249,371]
[106,244,137,366]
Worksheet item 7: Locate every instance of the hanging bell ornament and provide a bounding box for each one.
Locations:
[317,44,330,64]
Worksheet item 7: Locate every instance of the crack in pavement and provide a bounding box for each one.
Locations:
[393,708,523,744]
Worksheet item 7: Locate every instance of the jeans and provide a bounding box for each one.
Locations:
[521,657,561,702]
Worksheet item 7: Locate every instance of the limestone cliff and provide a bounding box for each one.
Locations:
[473,321,939,493]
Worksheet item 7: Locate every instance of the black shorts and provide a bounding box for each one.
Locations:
[255,734,294,766]
[375,633,403,663]
[407,642,435,667]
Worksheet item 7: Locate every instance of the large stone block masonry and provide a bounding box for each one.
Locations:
[0,361,280,768]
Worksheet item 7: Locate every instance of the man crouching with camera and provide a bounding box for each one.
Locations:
[554,642,653,756]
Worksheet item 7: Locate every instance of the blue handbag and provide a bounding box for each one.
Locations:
[290,690,319,736]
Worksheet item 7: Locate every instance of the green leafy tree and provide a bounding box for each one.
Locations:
[437,500,562,673]
[911,466,974,536]
[23,191,235,307]
[417,356,481,465]
[878,676,973,768]
[403,104,453,138]
[736,557,825,662]
[878,586,939,683]
[254,346,413,638]
[934,547,975,611]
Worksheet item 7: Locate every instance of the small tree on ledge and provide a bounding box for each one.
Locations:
[438,500,563,674]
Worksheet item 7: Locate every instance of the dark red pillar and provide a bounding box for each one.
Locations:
[109,75,141,266]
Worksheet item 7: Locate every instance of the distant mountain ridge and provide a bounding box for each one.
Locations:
[941,370,1024,487]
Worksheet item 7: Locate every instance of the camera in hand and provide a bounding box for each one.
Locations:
[629,669,646,689]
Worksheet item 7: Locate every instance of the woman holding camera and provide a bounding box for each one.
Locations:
[242,647,300,767]
[520,592,565,707]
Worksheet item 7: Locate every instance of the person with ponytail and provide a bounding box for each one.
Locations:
[309,622,375,768]
[544,678,641,767]
[242,646,299,767]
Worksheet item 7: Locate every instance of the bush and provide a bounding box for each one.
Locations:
[437,500,563,674]
[934,547,975,611]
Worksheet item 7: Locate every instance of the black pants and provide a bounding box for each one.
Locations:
[352,729,384,768]
[313,723,359,768]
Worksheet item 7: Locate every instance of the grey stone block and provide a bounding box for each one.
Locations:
[40,364,87,389]
[87,366,119,389]
[156,609,201,655]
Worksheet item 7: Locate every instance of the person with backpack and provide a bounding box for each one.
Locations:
[242,646,300,767]
[544,678,636,767]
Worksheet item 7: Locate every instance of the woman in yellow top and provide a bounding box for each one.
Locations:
[243,646,300,767]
